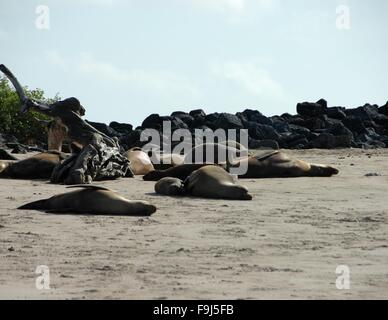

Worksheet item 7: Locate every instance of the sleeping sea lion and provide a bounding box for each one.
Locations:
[234,150,339,178]
[0,151,67,179]
[154,177,185,196]
[155,165,252,200]
[143,163,212,181]
[18,185,156,216]
[124,147,154,175]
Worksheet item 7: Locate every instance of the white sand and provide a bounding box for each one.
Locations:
[0,149,387,299]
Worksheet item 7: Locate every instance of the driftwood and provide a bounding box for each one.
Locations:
[0,64,134,184]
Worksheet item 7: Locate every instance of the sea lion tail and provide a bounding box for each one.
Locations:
[18,199,48,210]
[309,164,339,177]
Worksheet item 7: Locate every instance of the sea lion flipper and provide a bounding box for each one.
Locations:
[18,199,48,210]
[65,185,111,191]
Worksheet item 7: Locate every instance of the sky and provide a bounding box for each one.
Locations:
[0,0,387,126]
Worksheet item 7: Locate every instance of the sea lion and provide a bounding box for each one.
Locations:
[186,165,252,200]
[151,153,185,170]
[0,151,67,179]
[124,147,154,175]
[155,177,185,196]
[183,143,243,165]
[155,165,252,200]
[234,150,339,178]
[0,160,13,173]
[143,163,212,181]
[18,185,156,216]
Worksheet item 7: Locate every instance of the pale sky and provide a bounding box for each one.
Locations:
[0,0,387,126]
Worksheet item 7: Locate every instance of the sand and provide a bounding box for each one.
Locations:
[0,149,387,300]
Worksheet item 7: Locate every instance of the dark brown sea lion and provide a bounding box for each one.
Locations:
[155,165,252,200]
[0,151,67,180]
[234,151,339,178]
[18,185,156,216]
[143,163,212,181]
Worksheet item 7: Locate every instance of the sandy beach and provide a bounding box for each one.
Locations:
[0,149,387,300]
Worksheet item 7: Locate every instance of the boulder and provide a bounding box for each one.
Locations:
[109,122,133,134]
[189,109,206,117]
[296,99,327,117]
[326,107,347,120]
[86,120,120,137]
[310,133,352,148]
[142,113,162,129]
[171,112,195,127]
[289,117,326,131]
[378,101,388,116]
[342,117,368,135]
[246,122,280,141]
[214,113,243,130]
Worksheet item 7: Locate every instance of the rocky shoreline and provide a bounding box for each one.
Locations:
[1,99,388,153]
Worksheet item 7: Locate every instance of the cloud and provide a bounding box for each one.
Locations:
[44,51,200,98]
[44,50,66,69]
[211,60,285,101]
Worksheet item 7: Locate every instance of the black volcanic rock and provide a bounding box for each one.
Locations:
[205,113,220,123]
[142,113,161,129]
[86,120,120,137]
[310,133,352,149]
[109,122,133,134]
[214,113,243,130]
[342,117,368,135]
[189,109,206,117]
[297,99,327,117]
[241,109,272,125]
[119,129,142,150]
[247,122,280,141]
[378,101,388,116]
[290,117,326,131]
[326,107,347,120]
[171,112,195,126]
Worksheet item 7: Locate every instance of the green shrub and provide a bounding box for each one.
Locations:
[0,76,60,144]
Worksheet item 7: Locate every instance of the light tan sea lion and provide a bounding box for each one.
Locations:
[155,165,252,200]
[235,150,339,178]
[0,151,67,180]
[18,185,156,216]
[124,147,154,175]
